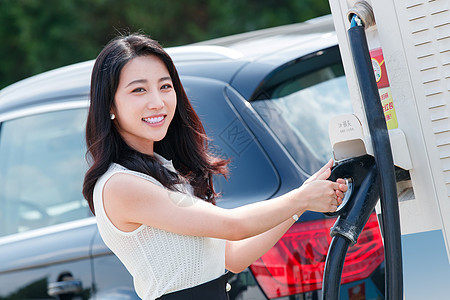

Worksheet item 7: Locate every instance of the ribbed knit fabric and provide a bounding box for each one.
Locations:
[93,155,226,300]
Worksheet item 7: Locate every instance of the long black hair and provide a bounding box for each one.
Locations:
[82,34,228,214]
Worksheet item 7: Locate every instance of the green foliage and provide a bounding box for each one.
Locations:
[0,0,330,89]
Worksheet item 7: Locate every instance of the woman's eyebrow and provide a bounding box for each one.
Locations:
[125,77,171,88]
[159,76,172,82]
[125,79,147,88]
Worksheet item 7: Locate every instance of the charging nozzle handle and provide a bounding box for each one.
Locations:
[326,155,379,244]
[330,164,379,246]
[325,155,375,217]
[328,155,375,184]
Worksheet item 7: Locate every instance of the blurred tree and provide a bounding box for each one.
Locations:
[0,0,330,89]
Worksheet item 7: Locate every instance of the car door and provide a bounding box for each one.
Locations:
[0,102,97,299]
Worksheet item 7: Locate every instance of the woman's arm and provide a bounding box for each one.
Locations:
[224,161,347,273]
[103,160,346,241]
[225,216,296,273]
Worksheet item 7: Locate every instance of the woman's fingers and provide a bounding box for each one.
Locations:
[299,173,350,213]
[305,159,334,184]
[333,179,348,210]
[336,179,348,192]
[336,178,346,184]
[330,180,347,211]
[316,167,332,180]
[336,190,344,200]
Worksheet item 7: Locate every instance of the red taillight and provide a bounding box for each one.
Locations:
[249,213,384,299]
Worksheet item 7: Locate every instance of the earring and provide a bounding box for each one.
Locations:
[110,113,116,120]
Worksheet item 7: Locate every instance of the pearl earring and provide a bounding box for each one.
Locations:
[110,113,116,120]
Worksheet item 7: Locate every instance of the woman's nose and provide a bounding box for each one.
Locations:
[146,92,164,110]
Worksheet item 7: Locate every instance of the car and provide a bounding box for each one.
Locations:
[0,15,385,300]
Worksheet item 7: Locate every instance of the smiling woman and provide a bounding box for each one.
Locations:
[83,34,228,211]
[110,55,177,155]
[82,33,347,300]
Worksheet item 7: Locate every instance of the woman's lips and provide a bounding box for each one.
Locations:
[142,115,166,126]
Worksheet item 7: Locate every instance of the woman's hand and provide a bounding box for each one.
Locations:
[304,158,334,184]
[294,159,348,213]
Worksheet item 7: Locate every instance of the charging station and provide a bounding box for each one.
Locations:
[325,0,450,299]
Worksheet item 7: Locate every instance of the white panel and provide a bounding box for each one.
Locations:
[397,0,450,254]
[331,3,450,291]
[432,117,450,133]
[426,92,447,108]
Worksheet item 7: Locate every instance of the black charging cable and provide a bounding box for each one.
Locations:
[321,14,403,300]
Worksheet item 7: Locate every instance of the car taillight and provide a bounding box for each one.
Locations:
[249,213,384,299]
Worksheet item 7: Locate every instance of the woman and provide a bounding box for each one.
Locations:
[82,34,347,300]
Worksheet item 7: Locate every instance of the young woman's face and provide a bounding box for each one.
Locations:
[112,55,177,155]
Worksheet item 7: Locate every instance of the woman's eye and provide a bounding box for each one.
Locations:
[132,87,146,93]
[161,84,173,90]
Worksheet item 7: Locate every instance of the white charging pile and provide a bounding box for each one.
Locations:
[328,0,450,299]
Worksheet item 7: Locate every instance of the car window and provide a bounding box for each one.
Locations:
[251,62,352,174]
[0,107,90,237]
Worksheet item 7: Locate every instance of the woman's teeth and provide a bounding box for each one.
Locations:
[143,116,164,124]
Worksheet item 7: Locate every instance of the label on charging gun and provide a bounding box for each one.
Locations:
[370,48,399,130]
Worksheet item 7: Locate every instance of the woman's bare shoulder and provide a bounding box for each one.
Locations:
[102,172,166,228]
[104,171,164,200]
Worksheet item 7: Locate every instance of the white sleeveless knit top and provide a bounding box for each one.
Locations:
[93,154,226,300]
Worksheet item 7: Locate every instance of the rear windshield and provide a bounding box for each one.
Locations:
[251,63,352,174]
